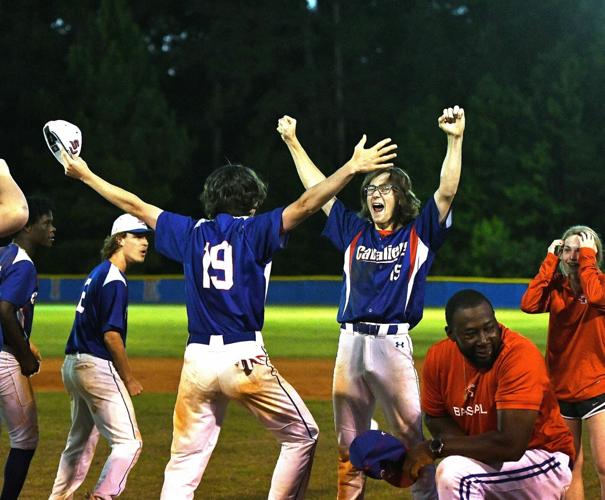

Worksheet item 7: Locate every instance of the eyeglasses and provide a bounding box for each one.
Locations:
[363,184,397,196]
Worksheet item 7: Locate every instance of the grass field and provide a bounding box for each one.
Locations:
[33,304,552,359]
[2,305,600,498]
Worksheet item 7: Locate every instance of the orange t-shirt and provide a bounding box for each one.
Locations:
[422,327,575,460]
[521,248,605,401]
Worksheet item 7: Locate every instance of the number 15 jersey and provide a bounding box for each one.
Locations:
[322,197,451,328]
[155,209,288,343]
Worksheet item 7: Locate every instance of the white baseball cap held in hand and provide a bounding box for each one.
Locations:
[43,120,82,166]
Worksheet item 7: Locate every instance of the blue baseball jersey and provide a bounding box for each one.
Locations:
[65,260,129,361]
[155,209,287,343]
[0,243,38,349]
[322,197,451,328]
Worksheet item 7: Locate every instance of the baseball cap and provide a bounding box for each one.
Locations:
[111,214,151,236]
[43,120,82,166]
[349,430,411,488]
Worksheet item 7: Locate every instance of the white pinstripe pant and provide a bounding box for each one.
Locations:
[49,354,142,500]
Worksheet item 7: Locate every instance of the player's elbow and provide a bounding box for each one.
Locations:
[0,203,29,237]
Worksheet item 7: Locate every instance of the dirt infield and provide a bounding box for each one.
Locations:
[32,357,425,400]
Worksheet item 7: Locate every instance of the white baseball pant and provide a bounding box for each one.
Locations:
[161,334,318,500]
[49,353,142,500]
[333,327,437,500]
[0,350,38,450]
[435,449,572,499]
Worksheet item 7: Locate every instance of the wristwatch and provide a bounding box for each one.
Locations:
[429,437,444,458]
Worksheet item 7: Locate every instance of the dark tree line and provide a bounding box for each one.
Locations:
[1,0,604,277]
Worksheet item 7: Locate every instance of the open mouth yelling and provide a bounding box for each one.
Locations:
[371,201,385,214]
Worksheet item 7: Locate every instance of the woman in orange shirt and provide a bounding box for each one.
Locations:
[521,226,605,500]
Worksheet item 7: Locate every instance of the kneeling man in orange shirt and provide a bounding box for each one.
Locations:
[404,289,575,499]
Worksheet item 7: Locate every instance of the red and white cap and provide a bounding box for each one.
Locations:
[43,120,82,166]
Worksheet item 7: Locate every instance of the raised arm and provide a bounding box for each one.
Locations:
[434,106,465,223]
[61,151,162,229]
[577,231,605,306]
[0,160,28,237]
[277,116,333,216]
[520,239,562,313]
[281,136,397,232]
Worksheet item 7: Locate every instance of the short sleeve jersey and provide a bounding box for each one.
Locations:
[0,243,38,349]
[155,209,287,343]
[422,327,575,459]
[322,197,451,326]
[65,260,129,361]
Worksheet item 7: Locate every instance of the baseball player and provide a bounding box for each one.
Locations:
[0,196,55,499]
[49,214,150,500]
[521,227,605,499]
[0,159,28,237]
[402,289,575,499]
[277,106,464,499]
[58,131,396,499]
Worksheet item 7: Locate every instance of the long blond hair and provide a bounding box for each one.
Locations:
[559,225,603,276]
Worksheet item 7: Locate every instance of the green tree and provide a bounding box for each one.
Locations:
[45,0,193,273]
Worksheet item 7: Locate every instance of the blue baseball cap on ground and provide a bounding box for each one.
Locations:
[349,430,407,482]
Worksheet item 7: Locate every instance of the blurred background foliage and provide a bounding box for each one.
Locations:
[1,0,604,277]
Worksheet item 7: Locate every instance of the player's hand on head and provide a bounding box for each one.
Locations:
[438,105,465,137]
[548,239,564,256]
[61,150,91,180]
[579,231,597,251]
[277,115,297,142]
[126,377,143,397]
[349,135,397,173]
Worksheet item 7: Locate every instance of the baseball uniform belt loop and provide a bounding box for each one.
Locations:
[189,331,260,345]
[340,322,410,336]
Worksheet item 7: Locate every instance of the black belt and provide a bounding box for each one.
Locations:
[340,322,409,335]
[189,331,258,345]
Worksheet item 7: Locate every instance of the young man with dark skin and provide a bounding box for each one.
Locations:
[0,196,55,499]
[402,289,575,499]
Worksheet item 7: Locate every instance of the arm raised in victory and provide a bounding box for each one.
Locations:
[61,151,162,230]
[281,134,397,232]
[434,106,465,223]
[278,115,334,216]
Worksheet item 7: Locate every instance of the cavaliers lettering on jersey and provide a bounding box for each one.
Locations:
[0,243,38,349]
[422,327,575,459]
[322,197,451,327]
[65,260,128,361]
[155,209,287,343]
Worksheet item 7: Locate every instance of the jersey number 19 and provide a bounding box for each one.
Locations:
[202,241,234,290]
